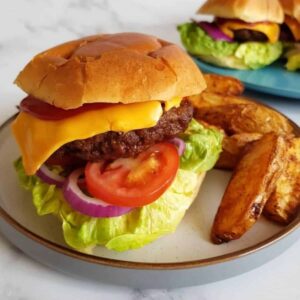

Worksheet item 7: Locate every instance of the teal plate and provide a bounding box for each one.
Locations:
[194,59,300,99]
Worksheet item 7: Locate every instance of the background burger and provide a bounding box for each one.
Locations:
[280,0,300,71]
[178,0,284,70]
[12,32,223,252]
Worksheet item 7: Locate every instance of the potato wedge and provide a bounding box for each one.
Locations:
[216,133,263,169]
[188,91,247,109]
[203,74,244,96]
[211,133,286,244]
[264,138,300,224]
[188,92,293,136]
[193,102,293,136]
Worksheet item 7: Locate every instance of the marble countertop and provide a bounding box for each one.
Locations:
[0,0,299,299]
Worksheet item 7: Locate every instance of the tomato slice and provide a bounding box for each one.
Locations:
[20,96,112,120]
[85,143,179,207]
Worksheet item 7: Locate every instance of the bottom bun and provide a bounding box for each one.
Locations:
[198,54,250,70]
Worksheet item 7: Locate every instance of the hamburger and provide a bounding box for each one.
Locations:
[12,33,223,252]
[178,0,284,70]
[279,0,300,71]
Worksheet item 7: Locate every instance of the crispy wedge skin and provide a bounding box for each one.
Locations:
[211,133,286,244]
[216,133,263,169]
[192,101,293,135]
[264,138,300,224]
[203,74,244,96]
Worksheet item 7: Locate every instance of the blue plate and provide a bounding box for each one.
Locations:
[194,59,300,99]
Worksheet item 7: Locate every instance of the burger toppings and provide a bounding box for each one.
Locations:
[197,21,233,42]
[20,96,112,121]
[195,20,279,43]
[37,141,183,213]
[13,96,192,215]
[178,22,283,70]
[216,19,280,43]
[63,168,134,218]
[12,100,166,175]
[34,141,182,217]
[84,142,179,207]
[167,137,186,156]
[233,29,268,42]
[48,100,193,163]
[36,164,65,188]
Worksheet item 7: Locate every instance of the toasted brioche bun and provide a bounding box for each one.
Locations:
[280,0,300,22]
[15,33,206,109]
[198,0,284,23]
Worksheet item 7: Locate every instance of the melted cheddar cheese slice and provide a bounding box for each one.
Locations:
[218,20,280,43]
[12,101,167,175]
[165,96,182,111]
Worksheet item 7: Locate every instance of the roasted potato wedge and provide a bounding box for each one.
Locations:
[264,138,300,224]
[203,74,244,96]
[188,91,247,109]
[193,102,293,136]
[211,133,286,244]
[188,92,293,136]
[216,133,263,169]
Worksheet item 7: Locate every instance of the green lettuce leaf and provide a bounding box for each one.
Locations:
[14,120,223,252]
[177,22,283,70]
[15,160,200,252]
[235,42,282,69]
[177,22,239,57]
[180,119,223,173]
[15,158,62,216]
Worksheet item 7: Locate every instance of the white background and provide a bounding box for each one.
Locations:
[0,1,299,299]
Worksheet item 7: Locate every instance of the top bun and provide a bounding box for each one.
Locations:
[280,0,300,22]
[15,33,206,109]
[198,0,284,23]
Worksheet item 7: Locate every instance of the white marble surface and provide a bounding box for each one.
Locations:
[0,0,299,299]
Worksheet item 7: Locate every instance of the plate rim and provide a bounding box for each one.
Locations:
[0,113,299,271]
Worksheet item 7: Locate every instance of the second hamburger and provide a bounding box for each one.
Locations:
[178,0,284,70]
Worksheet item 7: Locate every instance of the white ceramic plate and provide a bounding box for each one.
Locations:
[0,115,299,288]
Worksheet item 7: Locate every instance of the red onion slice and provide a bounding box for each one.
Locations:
[63,169,133,218]
[168,138,186,156]
[36,164,65,188]
[197,21,233,42]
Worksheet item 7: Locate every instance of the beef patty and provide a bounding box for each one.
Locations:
[48,99,193,163]
[233,29,268,42]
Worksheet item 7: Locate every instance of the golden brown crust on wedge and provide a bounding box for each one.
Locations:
[188,93,293,135]
[211,133,286,244]
[203,74,245,96]
[216,133,263,169]
[15,33,206,109]
[264,137,300,224]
